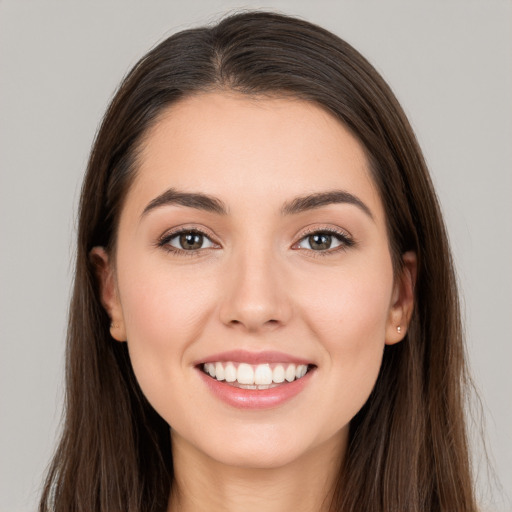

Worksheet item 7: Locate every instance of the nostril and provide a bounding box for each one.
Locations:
[222,306,287,331]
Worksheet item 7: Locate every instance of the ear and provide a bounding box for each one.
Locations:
[385,251,417,345]
[90,247,127,342]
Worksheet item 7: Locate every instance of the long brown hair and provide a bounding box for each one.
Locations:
[40,11,477,512]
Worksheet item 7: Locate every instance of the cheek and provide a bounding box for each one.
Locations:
[296,255,393,422]
[300,253,393,343]
[115,255,218,416]
[119,253,217,339]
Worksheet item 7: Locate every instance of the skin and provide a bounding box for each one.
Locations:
[92,91,415,512]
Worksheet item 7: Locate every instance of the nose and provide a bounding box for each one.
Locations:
[218,246,292,333]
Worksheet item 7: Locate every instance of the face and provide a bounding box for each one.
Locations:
[94,92,414,470]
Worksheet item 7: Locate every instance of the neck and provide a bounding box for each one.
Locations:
[167,429,347,512]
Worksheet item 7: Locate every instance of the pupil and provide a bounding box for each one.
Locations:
[310,233,331,250]
[180,233,203,250]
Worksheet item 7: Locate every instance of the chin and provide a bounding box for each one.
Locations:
[179,419,343,471]
[207,438,310,470]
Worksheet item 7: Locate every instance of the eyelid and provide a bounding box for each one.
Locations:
[155,223,355,256]
[156,225,221,254]
[292,225,355,253]
[296,224,352,239]
[293,224,353,244]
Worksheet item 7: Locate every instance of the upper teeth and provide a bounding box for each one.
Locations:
[203,362,308,385]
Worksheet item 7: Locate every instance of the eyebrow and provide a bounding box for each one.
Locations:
[281,190,373,219]
[142,188,229,217]
[141,187,373,220]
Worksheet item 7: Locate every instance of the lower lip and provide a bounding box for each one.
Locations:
[197,368,314,409]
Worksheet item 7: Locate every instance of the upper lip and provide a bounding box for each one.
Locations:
[194,349,314,366]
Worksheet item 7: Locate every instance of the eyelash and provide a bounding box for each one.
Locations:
[157,228,218,258]
[156,226,355,258]
[294,227,355,258]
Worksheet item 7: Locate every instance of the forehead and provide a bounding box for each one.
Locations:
[125,91,384,223]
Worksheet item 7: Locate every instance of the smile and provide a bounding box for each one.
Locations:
[197,352,316,409]
[202,362,310,389]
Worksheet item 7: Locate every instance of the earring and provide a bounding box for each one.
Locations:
[110,322,119,329]
[397,326,401,333]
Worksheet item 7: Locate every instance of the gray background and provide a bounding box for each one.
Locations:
[1,1,511,511]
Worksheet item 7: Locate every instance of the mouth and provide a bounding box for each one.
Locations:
[200,361,314,390]
[195,350,316,409]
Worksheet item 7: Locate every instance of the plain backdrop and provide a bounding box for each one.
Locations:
[0,1,511,511]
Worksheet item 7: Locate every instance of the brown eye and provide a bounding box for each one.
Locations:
[179,232,204,250]
[165,231,216,251]
[295,230,353,252]
[308,233,332,250]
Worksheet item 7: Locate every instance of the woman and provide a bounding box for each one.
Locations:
[39,11,478,512]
